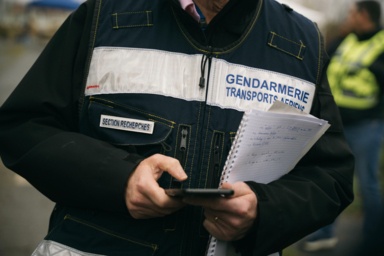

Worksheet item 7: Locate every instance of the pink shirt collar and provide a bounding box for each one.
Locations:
[179,0,200,22]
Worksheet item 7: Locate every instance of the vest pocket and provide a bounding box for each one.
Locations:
[86,96,175,152]
[111,11,153,29]
[45,214,158,255]
[207,131,225,188]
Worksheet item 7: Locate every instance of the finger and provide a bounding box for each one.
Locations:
[221,182,248,197]
[127,160,185,218]
[132,155,185,204]
[148,190,186,211]
[204,213,249,241]
[139,180,186,213]
[129,188,185,219]
[204,208,233,228]
[140,155,187,204]
[150,154,188,181]
[220,182,233,190]
[203,216,235,241]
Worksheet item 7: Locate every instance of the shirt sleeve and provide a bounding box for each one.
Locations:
[0,0,143,213]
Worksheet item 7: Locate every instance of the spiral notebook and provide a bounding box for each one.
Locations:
[206,101,330,256]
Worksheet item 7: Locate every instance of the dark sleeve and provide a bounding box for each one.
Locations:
[235,38,354,256]
[370,52,384,89]
[0,0,143,213]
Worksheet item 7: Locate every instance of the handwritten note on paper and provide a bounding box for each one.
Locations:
[209,102,330,256]
[224,110,329,184]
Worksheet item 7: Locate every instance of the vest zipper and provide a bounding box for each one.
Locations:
[207,132,223,188]
[172,125,190,188]
[196,48,213,188]
[179,126,189,166]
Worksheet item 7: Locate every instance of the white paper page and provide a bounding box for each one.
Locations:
[223,110,329,184]
[207,103,330,256]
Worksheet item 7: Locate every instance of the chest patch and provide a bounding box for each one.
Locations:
[100,115,155,134]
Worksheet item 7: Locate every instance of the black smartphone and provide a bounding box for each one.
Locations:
[165,188,234,197]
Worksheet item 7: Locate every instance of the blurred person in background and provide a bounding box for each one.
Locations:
[303,0,384,253]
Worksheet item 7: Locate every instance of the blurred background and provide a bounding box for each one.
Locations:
[0,0,383,255]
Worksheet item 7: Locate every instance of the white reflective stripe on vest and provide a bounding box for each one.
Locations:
[85,47,315,114]
[32,240,105,256]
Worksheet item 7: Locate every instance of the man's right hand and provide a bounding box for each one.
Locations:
[125,154,188,219]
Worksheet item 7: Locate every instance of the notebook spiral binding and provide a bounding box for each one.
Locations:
[219,111,250,187]
[207,111,250,256]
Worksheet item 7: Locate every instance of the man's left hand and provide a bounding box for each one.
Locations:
[183,182,257,241]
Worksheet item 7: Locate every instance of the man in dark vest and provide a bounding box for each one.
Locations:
[0,0,354,255]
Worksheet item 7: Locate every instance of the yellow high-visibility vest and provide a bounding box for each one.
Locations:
[327,30,384,109]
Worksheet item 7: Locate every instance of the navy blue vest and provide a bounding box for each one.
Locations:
[72,0,324,254]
